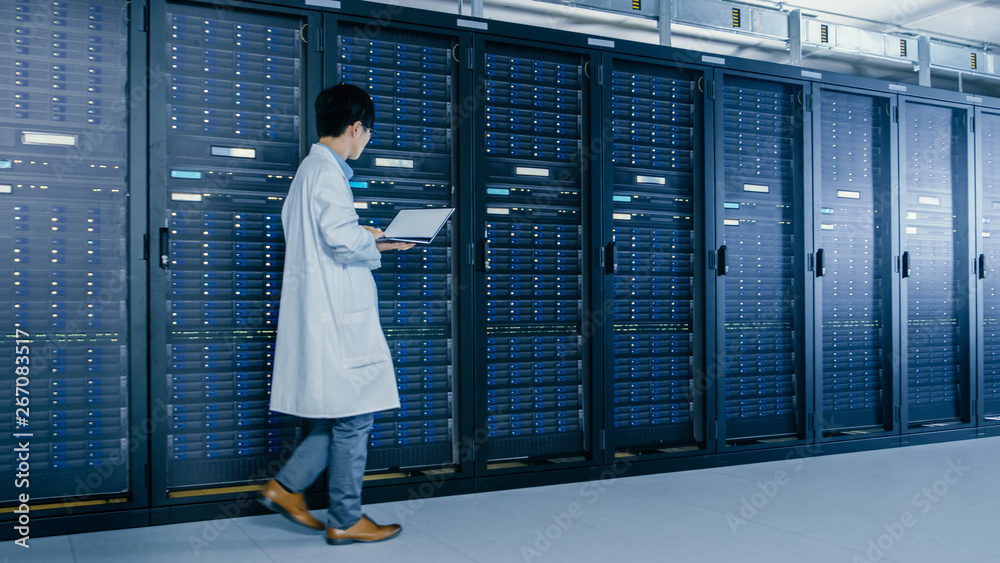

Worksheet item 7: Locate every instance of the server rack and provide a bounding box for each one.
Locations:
[811,87,898,439]
[333,20,462,473]
[148,0,316,500]
[474,37,595,467]
[898,98,975,431]
[713,72,809,447]
[602,55,707,455]
[10,0,1000,539]
[0,0,142,520]
[977,108,1000,424]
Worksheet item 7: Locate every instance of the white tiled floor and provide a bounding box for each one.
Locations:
[4,436,1000,562]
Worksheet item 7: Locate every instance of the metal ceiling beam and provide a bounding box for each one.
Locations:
[789,9,802,66]
[659,0,671,47]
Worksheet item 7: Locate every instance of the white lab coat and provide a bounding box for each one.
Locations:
[269,144,400,419]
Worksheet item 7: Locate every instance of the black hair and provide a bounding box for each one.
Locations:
[314,83,375,138]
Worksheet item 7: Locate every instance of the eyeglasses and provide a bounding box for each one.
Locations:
[360,122,375,135]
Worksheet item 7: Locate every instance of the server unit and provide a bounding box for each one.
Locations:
[715,74,808,446]
[898,99,974,430]
[979,108,1000,423]
[0,0,133,511]
[335,22,460,472]
[604,57,705,453]
[812,87,897,438]
[476,39,592,465]
[151,1,309,496]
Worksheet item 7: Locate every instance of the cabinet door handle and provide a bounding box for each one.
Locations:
[481,238,491,273]
[980,254,987,280]
[159,227,170,269]
[901,251,911,278]
[816,248,826,277]
[717,245,728,276]
[605,241,617,275]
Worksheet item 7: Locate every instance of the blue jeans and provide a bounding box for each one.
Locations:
[274,413,374,529]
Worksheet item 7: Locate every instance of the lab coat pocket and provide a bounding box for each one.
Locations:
[339,308,391,369]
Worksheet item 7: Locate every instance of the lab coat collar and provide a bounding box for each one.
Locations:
[312,142,354,181]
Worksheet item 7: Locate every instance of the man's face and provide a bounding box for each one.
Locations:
[346,120,373,160]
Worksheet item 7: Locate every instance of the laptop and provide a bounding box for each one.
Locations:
[380,207,455,244]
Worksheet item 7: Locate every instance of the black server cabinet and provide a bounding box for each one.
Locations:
[0,0,139,513]
[602,56,706,454]
[149,1,314,498]
[898,98,974,430]
[334,22,461,473]
[977,108,1000,424]
[713,73,809,446]
[811,87,897,439]
[474,38,593,466]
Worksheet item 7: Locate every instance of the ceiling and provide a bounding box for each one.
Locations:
[773,0,1000,47]
[380,0,1000,96]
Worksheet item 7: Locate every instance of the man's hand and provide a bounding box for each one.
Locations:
[364,225,415,252]
[376,240,416,252]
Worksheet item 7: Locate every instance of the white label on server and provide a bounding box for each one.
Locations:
[918,196,940,205]
[22,131,78,146]
[171,193,203,202]
[0,185,12,194]
[821,223,835,230]
[456,18,488,30]
[487,207,510,215]
[702,55,726,65]
[516,166,550,177]
[375,157,414,169]
[837,190,861,199]
[211,146,257,159]
[636,175,665,185]
[612,213,631,221]
[984,232,992,238]
[354,202,368,209]
[724,219,740,226]
[743,183,769,193]
[907,212,918,220]
[305,0,341,7]
[801,70,823,79]
[906,226,918,235]
[588,38,615,48]
[889,84,908,92]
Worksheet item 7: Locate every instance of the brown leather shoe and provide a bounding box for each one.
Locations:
[326,514,402,545]
[257,479,324,530]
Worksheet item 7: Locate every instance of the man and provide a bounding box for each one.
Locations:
[258,83,412,545]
